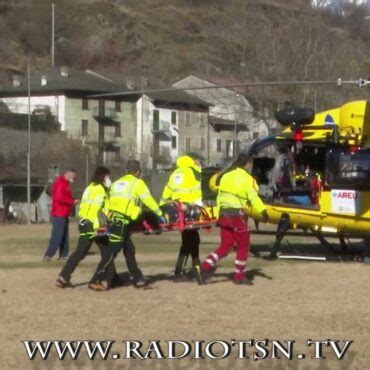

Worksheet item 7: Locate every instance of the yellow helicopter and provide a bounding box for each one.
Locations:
[93,76,370,259]
[210,100,370,259]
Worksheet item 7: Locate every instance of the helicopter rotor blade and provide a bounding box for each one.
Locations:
[88,78,370,98]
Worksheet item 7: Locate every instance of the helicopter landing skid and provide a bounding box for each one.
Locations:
[278,252,364,263]
[279,232,364,262]
[310,229,337,253]
[339,236,349,253]
[310,230,351,255]
[267,213,291,259]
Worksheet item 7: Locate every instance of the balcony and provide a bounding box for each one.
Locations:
[92,107,119,126]
[102,132,120,152]
[103,142,119,152]
[152,120,171,141]
[152,120,171,133]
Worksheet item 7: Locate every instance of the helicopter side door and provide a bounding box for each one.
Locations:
[250,138,327,209]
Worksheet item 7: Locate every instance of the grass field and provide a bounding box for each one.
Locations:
[1,221,370,369]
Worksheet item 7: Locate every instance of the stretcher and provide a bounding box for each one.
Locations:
[133,201,219,235]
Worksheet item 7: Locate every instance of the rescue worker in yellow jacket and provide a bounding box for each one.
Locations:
[160,154,204,284]
[56,166,111,288]
[201,153,268,285]
[92,160,165,290]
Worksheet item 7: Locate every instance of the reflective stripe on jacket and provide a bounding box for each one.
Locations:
[109,174,162,221]
[160,155,202,204]
[78,183,109,230]
[217,167,266,213]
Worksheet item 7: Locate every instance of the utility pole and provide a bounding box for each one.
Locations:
[51,3,55,67]
[206,112,210,166]
[140,65,147,169]
[27,60,31,225]
[82,139,89,186]
[234,94,240,158]
[140,77,144,164]
[86,148,89,186]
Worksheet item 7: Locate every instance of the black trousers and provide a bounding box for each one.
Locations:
[175,229,200,275]
[59,220,105,283]
[123,236,143,281]
[92,219,142,287]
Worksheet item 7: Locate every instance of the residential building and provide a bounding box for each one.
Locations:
[0,68,210,171]
[133,88,209,170]
[0,68,134,168]
[172,74,276,166]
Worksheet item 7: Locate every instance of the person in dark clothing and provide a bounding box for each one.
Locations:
[176,229,201,276]
[56,167,111,288]
[90,160,164,291]
[160,155,204,285]
[122,235,145,284]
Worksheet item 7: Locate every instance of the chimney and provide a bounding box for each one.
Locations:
[60,66,70,77]
[12,75,22,87]
[41,75,48,86]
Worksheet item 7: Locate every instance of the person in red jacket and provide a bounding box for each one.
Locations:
[43,169,79,261]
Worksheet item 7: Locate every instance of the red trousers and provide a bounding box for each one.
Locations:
[202,215,250,282]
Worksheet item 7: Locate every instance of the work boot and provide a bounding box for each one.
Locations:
[202,266,218,283]
[88,282,108,291]
[133,276,150,288]
[174,253,188,277]
[193,264,205,285]
[55,276,73,289]
[250,246,261,258]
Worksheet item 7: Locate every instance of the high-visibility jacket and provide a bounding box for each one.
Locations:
[217,167,266,213]
[109,174,162,222]
[160,155,202,205]
[78,183,109,230]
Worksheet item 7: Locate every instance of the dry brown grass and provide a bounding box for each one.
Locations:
[1,222,370,369]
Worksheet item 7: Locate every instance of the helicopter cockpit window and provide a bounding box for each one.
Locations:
[325,148,370,189]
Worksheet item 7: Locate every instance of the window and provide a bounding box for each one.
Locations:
[186,137,191,152]
[82,98,89,110]
[115,147,121,162]
[115,123,121,137]
[326,147,370,189]
[226,139,233,158]
[153,110,160,130]
[185,112,190,126]
[81,120,88,136]
[171,111,177,125]
[115,101,121,112]
[216,139,222,153]
[200,113,207,127]
[172,135,177,149]
[99,100,105,116]
[201,137,205,151]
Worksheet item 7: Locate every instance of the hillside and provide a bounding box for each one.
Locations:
[0,0,370,109]
[0,127,86,186]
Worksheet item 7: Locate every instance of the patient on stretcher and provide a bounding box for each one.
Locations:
[160,201,202,223]
[129,202,204,233]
